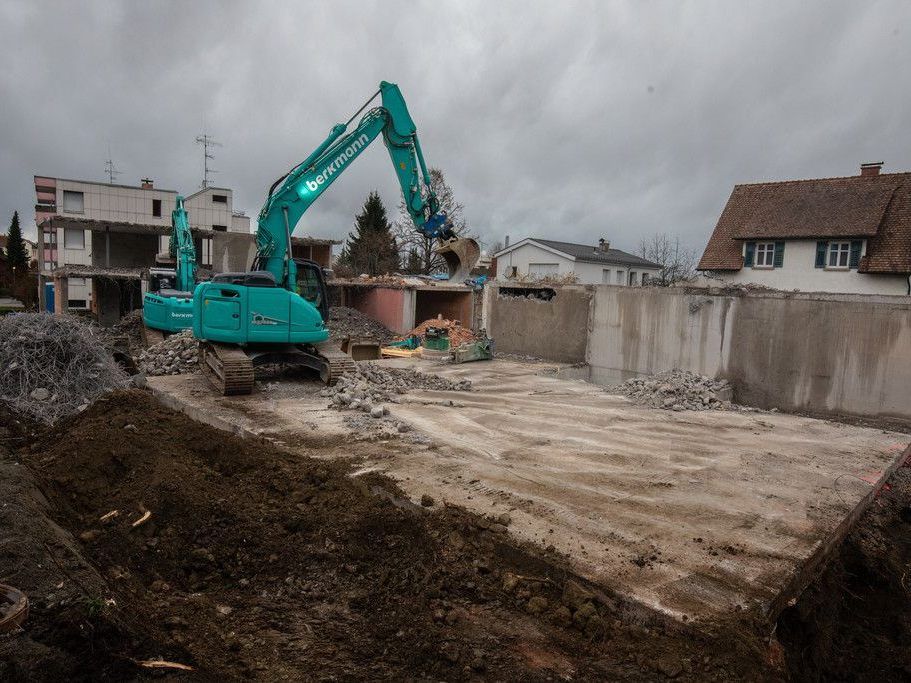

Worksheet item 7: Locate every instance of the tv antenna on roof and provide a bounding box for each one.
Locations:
[195,133,222,188]
[104,145,122,184]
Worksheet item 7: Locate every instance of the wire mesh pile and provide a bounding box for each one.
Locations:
[0,313,129,423]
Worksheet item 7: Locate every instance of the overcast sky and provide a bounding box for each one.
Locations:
[1,1,909,256]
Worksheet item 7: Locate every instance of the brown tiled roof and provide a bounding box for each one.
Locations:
[698,172,911,273]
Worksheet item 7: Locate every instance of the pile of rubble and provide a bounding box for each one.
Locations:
[323,362,471,416]
[0,313,129,423]
[138,330,199,376]
[610,369,751,412]
[328,306,396,344]
[408,318,477,347]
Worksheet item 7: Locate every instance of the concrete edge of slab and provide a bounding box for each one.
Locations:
[149,384,260,441]
[766,443,911,626]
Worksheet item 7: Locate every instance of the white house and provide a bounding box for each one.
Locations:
[493,237,661,286]
[698,163,911,296]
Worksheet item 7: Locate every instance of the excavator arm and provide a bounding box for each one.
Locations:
[253,81,477,287]
[169,196,196,292]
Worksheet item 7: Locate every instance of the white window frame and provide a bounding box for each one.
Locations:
[826,241,850,270]
[64,228,85,249]
[602,269,611,284]
[62,190,84,213]
[753,242,776,268]
[615,270,624,285]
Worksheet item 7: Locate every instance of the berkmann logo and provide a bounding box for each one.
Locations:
[305,133,370,192]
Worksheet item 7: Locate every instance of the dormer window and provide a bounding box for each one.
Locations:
[754,242,775,268]
[827,242,850,269]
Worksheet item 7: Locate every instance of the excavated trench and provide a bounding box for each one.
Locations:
[0,390,908,680]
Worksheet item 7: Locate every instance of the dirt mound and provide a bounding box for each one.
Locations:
[777,463,911,680]
[2,391,778,680]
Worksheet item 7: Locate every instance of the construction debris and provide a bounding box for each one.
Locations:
[407,318,477,347]
[138,330,199,376]
[328,306,396,344]
[610,369,751,411]
[0,313,129,423]
[323,362,471,412]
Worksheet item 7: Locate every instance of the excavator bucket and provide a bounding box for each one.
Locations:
[435,237,481,283]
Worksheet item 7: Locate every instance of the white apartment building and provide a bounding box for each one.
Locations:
[35,176,250,309]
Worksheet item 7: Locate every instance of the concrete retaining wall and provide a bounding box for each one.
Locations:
[484,283,911,421]
[483,284,592,362]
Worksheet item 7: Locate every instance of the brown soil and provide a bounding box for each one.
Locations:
[777,464,911,681]
[2,391,781,680]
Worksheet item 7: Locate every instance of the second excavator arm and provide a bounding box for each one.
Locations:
[252,81,476,288]
[170,195,196,292]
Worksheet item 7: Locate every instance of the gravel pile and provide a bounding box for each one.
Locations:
[611,369,751,412]
[323,362,471,416]
[138,330,199,376]
[328,307,396,344]
[0,313,129,423]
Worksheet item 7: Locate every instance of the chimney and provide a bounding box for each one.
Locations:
[141,177,154,189]
[504,235,510,248]
[598,238,610,252]
[860,162,883,177]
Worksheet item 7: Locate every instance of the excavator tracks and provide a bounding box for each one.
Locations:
[199,340,355,396]
[199,342,256,396]
[314,340,356,385]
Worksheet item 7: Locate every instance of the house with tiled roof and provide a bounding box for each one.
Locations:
[697,163,911,295]
[493,237,660,285]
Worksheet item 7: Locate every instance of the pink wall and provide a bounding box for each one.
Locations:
[352,288,407,334]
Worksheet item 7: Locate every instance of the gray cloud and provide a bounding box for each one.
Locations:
[1,0,909,256]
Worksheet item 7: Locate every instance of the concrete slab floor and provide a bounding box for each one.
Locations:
[148,360,910,629]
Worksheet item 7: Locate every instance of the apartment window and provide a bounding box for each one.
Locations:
[43,261,54,271]
[827,242,850,269]
[212,224,227,232]
[602,269,611,283]
[67,299,88,309]
[629,271,638,286]
[615,270,624,285]
[62,190,84,213]
[152,199,162,217]
[641,273,649,285]
[64,228,85,249]
[44,229,57,245]
[201,237,213,267]
[69,277,86,286]
[212,194,228,204]
[528,263,559,277]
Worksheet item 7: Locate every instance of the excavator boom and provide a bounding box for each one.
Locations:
[193,81,476,395]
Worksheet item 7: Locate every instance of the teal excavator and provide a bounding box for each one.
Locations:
[142,196,196,333]
[193,81,479,395]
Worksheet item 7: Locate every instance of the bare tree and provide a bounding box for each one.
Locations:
[638,233,697,286]
[393,168,475,274]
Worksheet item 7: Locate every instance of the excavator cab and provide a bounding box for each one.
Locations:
[294,258,329,322]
